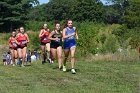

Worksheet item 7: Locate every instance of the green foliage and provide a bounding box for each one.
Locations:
[27,4,46,21]
[123,0,140,28]
[25,21,44,31]
[28,31,40,50]
[0,0,39,32]
[102,35,120,53]
[72,0,104,22]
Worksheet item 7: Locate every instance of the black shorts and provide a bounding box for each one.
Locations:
[17,45,27,49]
[3,59,6,62]
[9,47,17,50]
[50,43,62,49]
[40,42,50,46]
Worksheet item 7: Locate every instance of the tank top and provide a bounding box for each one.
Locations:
[40,29,50,43]
[9,37,18,49]
[17,34,27,47]
[65,27,75,42]
[51,30,62,44]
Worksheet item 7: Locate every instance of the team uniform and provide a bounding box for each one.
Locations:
[40,29,50,45]
[9,37,18,50]
[64,27,76,49]
[17,34,28,48]
[50,31,62,49]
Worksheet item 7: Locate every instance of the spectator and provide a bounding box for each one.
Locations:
[27,50,31,64]
[31,52,36,63]
[2,52,7,65]
[7,52,11,65]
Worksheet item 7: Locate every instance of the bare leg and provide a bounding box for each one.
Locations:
[51,48,57,61]
[63,49,69,66]
[70,46,76,69]
[21,47,27,66]
[46,43,50,60]
[41,45,45,63]
[57,46,62,69]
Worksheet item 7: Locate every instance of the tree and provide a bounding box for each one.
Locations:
[0,0,39,32]
[72,0,104,22]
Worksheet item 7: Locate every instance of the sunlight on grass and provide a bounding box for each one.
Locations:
[0,60,139,93]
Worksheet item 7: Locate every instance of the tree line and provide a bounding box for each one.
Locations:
[0,0,140,32]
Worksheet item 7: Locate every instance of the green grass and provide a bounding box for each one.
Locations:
[0,60,139,93]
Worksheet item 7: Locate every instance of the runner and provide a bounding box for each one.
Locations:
[62,19,78,74]
[39,24,51,64]
[8,31,18,66]
[16,27,29,67]
[49,22,63,70]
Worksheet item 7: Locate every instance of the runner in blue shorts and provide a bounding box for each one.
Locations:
[62,19,78,74]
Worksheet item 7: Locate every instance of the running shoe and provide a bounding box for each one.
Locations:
[12,64,15,66]
[59,66,63,71]
[48,58,52,64]
[21,64,25,67]
[51,60,54,64]
[42,61,45,64]
[71,69,76,74]
[63,66,66,72]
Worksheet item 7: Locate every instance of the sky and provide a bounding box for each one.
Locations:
[39,0,49,4]
[39,0,112,5]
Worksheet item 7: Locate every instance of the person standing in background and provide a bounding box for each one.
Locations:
[2,52,7,65]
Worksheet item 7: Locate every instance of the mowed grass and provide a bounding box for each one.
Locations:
[0,60,139,93]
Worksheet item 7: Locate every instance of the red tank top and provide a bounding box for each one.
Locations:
[17,34,27,47]
[9,37,18,49]
[40,29,50,43]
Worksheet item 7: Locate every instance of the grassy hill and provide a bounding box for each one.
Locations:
[0,60,139,93]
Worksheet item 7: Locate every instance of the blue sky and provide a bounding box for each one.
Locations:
[39,0,112,5]
[39,0,49,4]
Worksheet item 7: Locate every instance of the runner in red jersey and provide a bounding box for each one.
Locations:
[39,23,51,64]
[16,27,29,67]
[8,31,18,66]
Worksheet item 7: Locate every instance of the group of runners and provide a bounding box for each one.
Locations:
[8,19,78,74]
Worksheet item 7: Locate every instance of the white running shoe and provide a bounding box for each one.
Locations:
[21,64,25,67]
[51,60,54,64]
[71,69,76,74]
[63,66,66,72]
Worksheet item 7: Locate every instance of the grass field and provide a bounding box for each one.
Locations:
[0,60,139,93]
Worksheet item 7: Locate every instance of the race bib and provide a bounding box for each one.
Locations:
[21,40,27,45]
[44,38,48,40]
[56,38,60,42]
[68,36,75,40]
[12,42,17,47]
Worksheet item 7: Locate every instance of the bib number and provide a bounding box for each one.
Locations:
[21,41,27,45]
[68,36,75,40]
[12,42,17,47]
[44,38,48,40]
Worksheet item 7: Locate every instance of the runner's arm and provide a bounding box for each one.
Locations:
[15,34,20,45]
[39,30,45,38]
[48,31,58,41]
[8,37,12,47]
[74,27,78,40]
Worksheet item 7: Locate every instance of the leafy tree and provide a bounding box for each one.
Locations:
[0,0,39,32]
[72,0,104,22]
